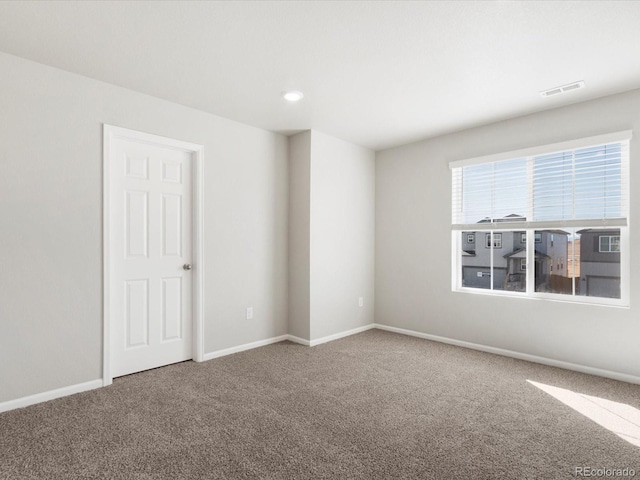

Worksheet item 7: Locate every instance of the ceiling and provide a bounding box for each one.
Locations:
[1,1,640,151]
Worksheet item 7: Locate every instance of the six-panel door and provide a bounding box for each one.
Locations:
[110,138,193,377]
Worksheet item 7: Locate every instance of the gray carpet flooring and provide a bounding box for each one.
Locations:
[1,329,639,479]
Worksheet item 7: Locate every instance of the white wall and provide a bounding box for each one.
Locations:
[310,131,375,340]
[288,131,311,340]
[0,52,288,403]
[376,88,640,378]
[287,130,375,341]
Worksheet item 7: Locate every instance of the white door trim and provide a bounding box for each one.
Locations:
[103,124,204,386]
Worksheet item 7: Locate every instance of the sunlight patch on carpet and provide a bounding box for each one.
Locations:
[527,380,640,448]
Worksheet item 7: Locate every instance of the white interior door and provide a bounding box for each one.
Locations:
[109,136,193,378]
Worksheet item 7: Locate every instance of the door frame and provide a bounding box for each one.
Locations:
[102,124,205,386]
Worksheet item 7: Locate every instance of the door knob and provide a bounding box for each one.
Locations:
[183,263,192,271]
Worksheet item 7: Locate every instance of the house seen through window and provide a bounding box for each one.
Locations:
[451,132,630,305]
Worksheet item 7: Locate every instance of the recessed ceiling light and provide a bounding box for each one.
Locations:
[282,90,304,102]
[540,81,585,98]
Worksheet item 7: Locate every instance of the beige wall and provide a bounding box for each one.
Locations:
[0,52,289,403]
[375,88,640,378]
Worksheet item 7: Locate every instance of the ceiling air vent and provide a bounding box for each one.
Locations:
[540,81,585,98]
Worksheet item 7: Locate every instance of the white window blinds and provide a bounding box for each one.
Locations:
[450,132,631,229]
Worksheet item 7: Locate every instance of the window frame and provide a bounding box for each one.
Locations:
[450,131,631,308]
[453,227,628,307]
[485,233,502,249]
[599,235,621,253]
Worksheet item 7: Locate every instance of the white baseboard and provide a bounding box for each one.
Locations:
[309,324,376,347]
[0,379,103,414]
[373,323,640,385]
[200,325,378,358]
[202,334,290,361]
[285,334,310,346]
[4,322,637,415]
[201,324,377,357]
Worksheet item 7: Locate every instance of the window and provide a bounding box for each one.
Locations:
[485,233,502,248]
[467,233,475,244]
[599,235,620,253]
[451,131,630,305]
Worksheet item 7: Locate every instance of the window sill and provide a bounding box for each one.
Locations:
[453,287,629,309]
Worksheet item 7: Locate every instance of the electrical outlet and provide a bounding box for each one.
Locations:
[358,297,364,307]
[246,307,253,320]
